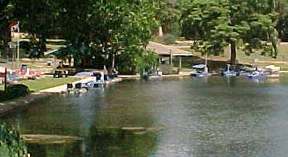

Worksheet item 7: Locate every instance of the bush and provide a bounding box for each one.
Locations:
[117,47,158,75]
[5,84,30,100]
[0,91,5,102]
[136,50,159,76]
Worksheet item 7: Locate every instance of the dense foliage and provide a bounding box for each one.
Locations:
[58,0,159,73]
[2,0,288,68]
[0,84,30,102]
[0,123,28,157]
[157,0,181,35]
[180,0,279,64]
[1,0,159,73]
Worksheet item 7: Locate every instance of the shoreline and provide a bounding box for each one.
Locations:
[118,72,192,80]
[0,74,191,118]
[1,71,285,118]
[0,76,123,118]
[0,92,56,118]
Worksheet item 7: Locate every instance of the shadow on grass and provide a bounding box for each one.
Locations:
[173,56,250,72]
[0,90,8,102]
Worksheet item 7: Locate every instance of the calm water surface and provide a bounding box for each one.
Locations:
[2,76,288,157]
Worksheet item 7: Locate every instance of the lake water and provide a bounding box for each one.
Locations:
[2,76,288,157]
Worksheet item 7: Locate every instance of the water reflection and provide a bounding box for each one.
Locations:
[2,77,288,157]
[27,143,81,157]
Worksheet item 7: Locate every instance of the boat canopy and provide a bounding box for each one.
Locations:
[193,64,206,69]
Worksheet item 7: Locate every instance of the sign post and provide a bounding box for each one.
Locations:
[10,21,20,67]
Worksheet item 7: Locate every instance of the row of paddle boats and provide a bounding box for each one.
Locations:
[191,64,280,80]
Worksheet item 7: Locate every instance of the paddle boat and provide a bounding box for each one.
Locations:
[82,71,106,88]
[222,64,240,77]
[247,70,266,80]
[191,64,210,78]
[245,65,280,80]
[264,65,280,78]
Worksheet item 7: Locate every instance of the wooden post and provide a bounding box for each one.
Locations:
[179,56,182,70]
[170,50,173,65]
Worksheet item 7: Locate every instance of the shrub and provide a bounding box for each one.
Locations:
[136,50,159,76]
[5,84,30,100]
[0,91,5,102]
[117,47,158,75]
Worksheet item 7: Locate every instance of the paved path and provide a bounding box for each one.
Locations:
[40,77,95,93]
[40,77,123,93]
[147,42,193,56]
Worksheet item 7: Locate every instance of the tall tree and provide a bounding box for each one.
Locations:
[0,0,13,59]
[276,0,288,41]
[13,0,61,57]
[59,0,158,73]
[156,0,181,35]
[181,0,279,65]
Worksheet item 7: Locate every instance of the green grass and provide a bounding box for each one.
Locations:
[180,43,288,70]
[20,77,80,92]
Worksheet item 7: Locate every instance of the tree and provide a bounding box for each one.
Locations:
[181,0,279,65]
[276,0,288,41]
[0,0,13,59]
[12,0,62,57]
[58,0,158,73]
[156,0,181,35]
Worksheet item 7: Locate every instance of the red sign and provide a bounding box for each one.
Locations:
[9,21,19,32]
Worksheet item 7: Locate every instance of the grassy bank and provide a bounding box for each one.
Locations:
[20,77,80,92]
[0,76,79,103]
[177,43,288,70]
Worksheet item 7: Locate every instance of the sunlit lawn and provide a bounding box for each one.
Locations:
[20,77,80,92]
[180,43,288,70]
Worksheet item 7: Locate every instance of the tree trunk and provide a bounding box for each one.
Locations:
[111,53,115,70]
[230,41,237,65]
[3,40,9,60]
[3,24,11,60]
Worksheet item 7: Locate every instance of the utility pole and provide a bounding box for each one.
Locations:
[10,21,20,68]
[16,22,20,66]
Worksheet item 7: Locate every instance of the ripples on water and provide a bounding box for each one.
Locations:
[2,76,288,157]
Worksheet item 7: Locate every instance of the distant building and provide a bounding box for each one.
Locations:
[147,42,193,69]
